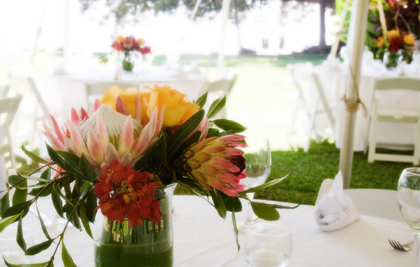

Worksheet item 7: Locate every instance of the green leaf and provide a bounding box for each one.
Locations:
[79,155,96,182]
[0,192,10,218]
[17,173,50,183]
[86,193,98,223]
[25,239,53,256]
[0,213,21,232]
[206,128,219,138]
[12,176,27,206]
[35,203,51,240]
[61,240,77,267]
[4,257,49,267]
[166,109,205,160]
[155,133,168,168]
[210,190,226,219]
[242,176,288,194]
[8,175,24,187]
[195,92,208,108]
[22,146,48,164]
[29,185,53,197]
[3,201,31,219]
[78,202,93,239]
[46,144,66,169]
[207,96,226,119]
[51,185,63,218]
[56,151,83,177]
[213,119,247,133]
[269,203,300,209]
[41,168,51,180]
[251,202,280,221]
[220,193,242,212]
[134,136,161,170]
[17,215,26,251]
[231,198,240,251]
[79,183,92,201]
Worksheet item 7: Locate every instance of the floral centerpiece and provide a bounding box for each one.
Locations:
[375,29,416,68]
[111,35,151,71]
[0,85,287,267]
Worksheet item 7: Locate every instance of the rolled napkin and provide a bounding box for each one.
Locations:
[168,65,188,79]
[314,171,360,231]
[320,54,342,72]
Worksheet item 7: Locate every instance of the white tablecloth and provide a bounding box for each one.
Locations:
[311,66,420,151]
[43,66,207,112]
[2,195,413,267]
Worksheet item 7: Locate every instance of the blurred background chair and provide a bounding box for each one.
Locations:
[0,95,23,181]
[288,64,335,152]
[316,178,404,222]
[84,81,137,109]
[368,77,420,165]
[0,85,9,97]
[199,71,237,119]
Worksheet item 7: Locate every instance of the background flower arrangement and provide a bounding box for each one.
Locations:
[0,85,287,267]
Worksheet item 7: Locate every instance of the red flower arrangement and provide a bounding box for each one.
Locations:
[112,35,151,56]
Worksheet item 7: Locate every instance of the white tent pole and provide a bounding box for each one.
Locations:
[63,0,71,62]
[339,0,369,189]
[217,0,231,77]
[31,0,48,65]
[190,0,202,21]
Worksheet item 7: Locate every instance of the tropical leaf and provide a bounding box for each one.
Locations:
[195,92,208,108]
[210,190,226,219]
[242,175,288,194]
[61,240,77,267]
[17,215,26,251]
[22,146,48,164]
[207,96,226,119]
[25,239,53,256]
[0,213,21,232]
[213,119,247,133]
[0,192,10,218]
[251,202,280,221]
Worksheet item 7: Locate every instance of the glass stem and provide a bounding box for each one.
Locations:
[245,193,256,225]
[416,234,420,267]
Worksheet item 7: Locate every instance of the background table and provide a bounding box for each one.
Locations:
[2,195,413,267]
[43,66,207,112]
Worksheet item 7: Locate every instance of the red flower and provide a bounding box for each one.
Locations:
[112,41,123,52]
[138,46,151,55]
[94,160,162,228]
[390,35,403,53]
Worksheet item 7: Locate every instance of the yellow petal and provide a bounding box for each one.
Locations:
[181,102,200,124]
[100,86,125,110]
[164,105,190,127]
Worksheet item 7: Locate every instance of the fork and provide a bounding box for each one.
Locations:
[388,239,414,252]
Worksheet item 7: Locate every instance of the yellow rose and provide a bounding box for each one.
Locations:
[117,35,126,43]
[387,30,400,38]
[100,86,149,123]
[376,36,386,48]
[137,38,146,45]
[404,34,415,45]
[147,85,200,127]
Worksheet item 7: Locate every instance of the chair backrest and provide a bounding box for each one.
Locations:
[0,85,9,98]
[315,179,404,222]
[8,67,50,116]
[0,95,23,128]
[375,77,420,92]
[85,81,138,107]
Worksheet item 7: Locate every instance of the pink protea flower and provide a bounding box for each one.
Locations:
[181,134,247,197]
[123,36,135,50]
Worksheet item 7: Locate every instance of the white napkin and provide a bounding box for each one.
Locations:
[168,65,188,79]
[314,172,360,231]
[396,61,407,76]
[52,62,68,75]
[187,61,201,74]
[320,54,342,72]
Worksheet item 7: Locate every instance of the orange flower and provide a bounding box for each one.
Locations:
[137,38,146,45]
[404,34,415,45]
[376,36,386,48]
[117,35,125,43]
[388,30,400,38]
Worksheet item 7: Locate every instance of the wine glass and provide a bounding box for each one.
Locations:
[397,167,420,267]
[238,138,271,232]
[245,223,292,267]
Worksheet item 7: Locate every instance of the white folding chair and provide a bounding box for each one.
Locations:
[199,71,238,119]
[368,77,420,165]
[8,66,60,156]
[84,81,137,109]
[0,95,23,170]
[288,64,335,151]
[0,85,9,97]
[316,179,404,222]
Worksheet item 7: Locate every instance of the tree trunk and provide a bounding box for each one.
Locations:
[319,0,327,49]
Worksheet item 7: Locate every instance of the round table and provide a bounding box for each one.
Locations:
[2,195,413,267]
[43,66,207,112]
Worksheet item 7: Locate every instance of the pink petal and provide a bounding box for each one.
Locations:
[49,115,64,144]
[217,172,240,184]
[104,143,120,165]
[87,129,104,163]
[71,108,80,127]
[116,96,128,115]
[134,94,142,124]
[132,124,153,157]
[94,99,101,112]
[97,115,109,150]
[221,134,246,141]
[42,121,66,151]
[63,136,77,154]
[80,108,89,121]
[199,118,209,142]
[68,119,90,156]
[118,116,134,156]
[208,157,233,169]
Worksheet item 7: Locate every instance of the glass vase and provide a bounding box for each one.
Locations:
[122,52,134,72]
[384,50,401,69]
[94,183,177,267]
